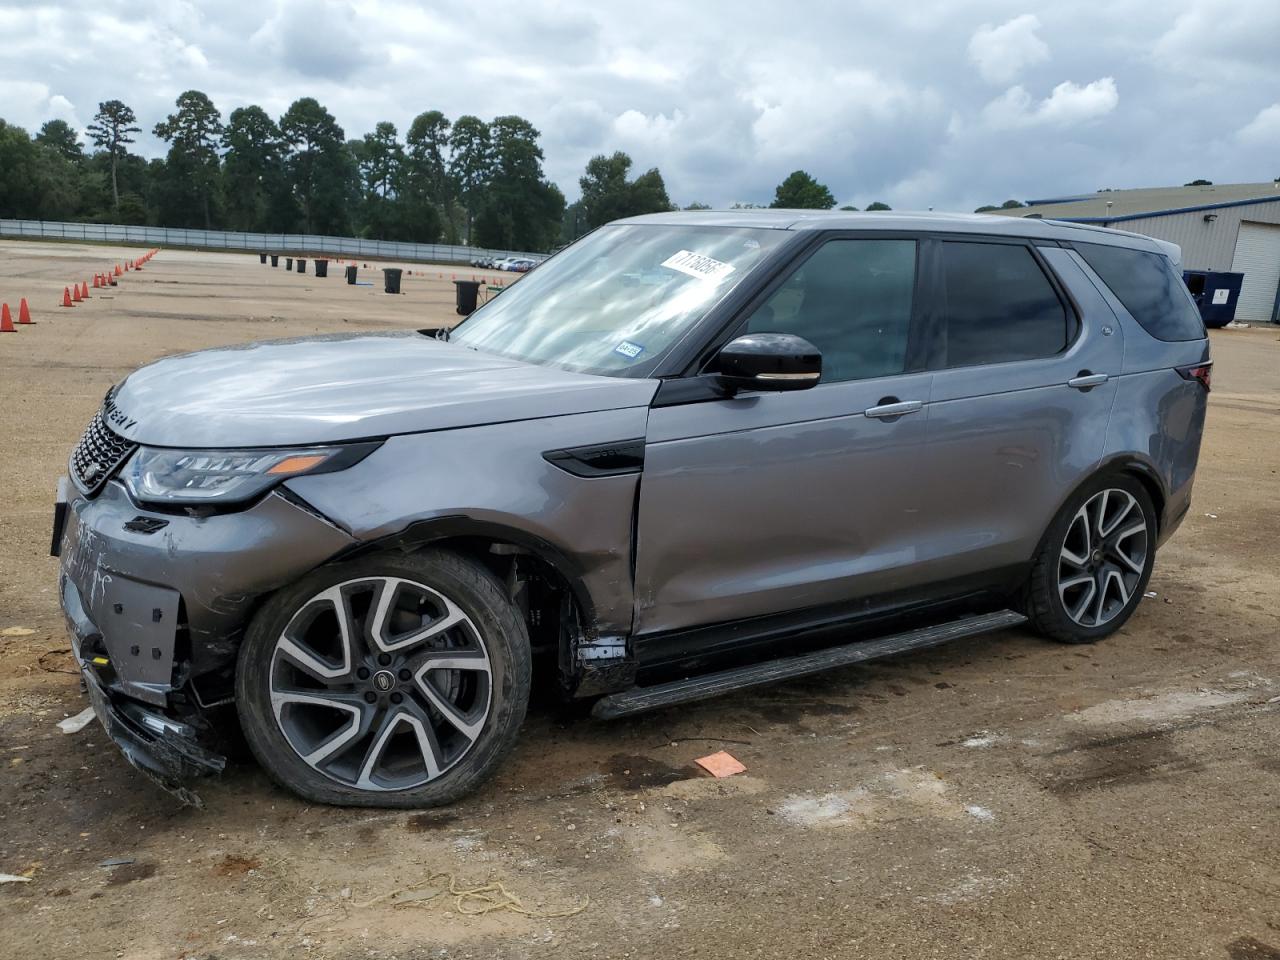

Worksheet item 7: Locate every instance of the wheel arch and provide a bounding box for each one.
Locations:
[1032,456,1168,565]
[338,514,601,644]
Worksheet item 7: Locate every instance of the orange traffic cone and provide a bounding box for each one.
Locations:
[62,287,74,307]
[0,304,13,333]
[114,264,122,277]
[18,298,32,324]
[72,285,83,303]
[93,275,101,289]
[80,281,90,299]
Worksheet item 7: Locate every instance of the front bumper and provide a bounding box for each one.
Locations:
[56,477,357,797]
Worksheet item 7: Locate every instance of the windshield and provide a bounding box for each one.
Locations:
[449,224,789,375]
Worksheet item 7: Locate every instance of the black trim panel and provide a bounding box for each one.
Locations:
[543,439,645,478]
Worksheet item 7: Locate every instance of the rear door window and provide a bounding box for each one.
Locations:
[1074,242,1205,341]
[937,241,1070,367]
[744,238,916,383]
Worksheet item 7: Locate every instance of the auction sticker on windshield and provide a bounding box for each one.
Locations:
[661,250,736,283]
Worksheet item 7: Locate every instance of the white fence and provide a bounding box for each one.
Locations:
[0,219,547,266]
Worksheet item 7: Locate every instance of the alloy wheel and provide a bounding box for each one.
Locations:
[1057,488,1149,628]
[268,576,492,791]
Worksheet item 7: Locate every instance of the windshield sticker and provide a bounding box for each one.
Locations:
[660,249,736,283]
[614,340,645,360]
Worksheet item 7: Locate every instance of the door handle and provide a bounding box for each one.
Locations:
[865,399,924,419]
[1067,372,1109,390]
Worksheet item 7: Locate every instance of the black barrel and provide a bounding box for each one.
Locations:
[285,257,293,270]
[259,252,267,264]
[270,254,279,267]
[453,279,482,316]
[383,267,403,294]
[345,265,357,285]
[314,259,329,278]
[297,258,307,274]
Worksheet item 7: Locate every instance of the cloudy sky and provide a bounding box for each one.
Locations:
[2,0,1277,211]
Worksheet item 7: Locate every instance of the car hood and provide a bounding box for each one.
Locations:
[108,332,658,447]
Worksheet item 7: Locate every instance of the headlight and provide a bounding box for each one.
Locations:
[124,442,379,505]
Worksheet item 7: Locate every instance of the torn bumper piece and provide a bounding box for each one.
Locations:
[62,573,225,805]
[82,667,225,806]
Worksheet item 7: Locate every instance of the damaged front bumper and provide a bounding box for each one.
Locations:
[55,477,357,801]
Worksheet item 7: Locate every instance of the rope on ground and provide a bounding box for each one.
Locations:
[352,871,589,919]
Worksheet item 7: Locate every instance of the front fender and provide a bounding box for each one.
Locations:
[286,408,651,636]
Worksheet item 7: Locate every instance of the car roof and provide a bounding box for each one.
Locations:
[613,209,1170,254]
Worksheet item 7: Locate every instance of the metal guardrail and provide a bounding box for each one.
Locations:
[0,219,547,266]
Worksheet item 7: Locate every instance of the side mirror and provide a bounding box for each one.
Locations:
[716,333,822,392]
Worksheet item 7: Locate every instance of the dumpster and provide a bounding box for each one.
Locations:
[270,255,279,267]
[383,268,403,294]
[1184,270,1244,328]
[314,259,329,278]
[345,265,357,285]
[285,257,293,271]
[297,258,307,274]
[259,252,267,264]
[453,279,482,316]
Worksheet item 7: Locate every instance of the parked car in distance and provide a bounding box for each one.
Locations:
[55,210,1209,807]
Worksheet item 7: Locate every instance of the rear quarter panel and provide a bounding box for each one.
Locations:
[1065,248,1210,539]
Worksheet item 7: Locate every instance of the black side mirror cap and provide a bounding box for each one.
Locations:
[716,333,822,392]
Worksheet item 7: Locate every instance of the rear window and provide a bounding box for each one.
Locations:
[1075,242,1205,341]
[938,241,1070,367]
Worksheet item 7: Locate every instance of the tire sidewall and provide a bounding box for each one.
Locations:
[235,549,531,807]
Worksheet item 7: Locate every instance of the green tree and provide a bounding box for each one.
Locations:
[578,151,674,230]
[448,115,492,243]
[153,90,224,228]
[405,110,452,204]
[35,120,83,163]
[86,99,141,211]
[279,98,352,235]
[770,170,836,209]
[1184,179,1213,186]
[866,201,892,211]
[838,204,859,211]
[472,115,563,251]
[1000,199,1024,209]
[974,204,998,213]
[0,121,43,217]
[684,201,712,210]
[222,106,293,232]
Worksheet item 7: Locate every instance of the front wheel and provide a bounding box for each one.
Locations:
[1026,474,1157,644]
[236,549,531,807]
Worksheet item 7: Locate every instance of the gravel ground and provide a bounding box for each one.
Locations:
[1,240,1278,960]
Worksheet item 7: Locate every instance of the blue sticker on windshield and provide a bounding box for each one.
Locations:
[614,340,645,360]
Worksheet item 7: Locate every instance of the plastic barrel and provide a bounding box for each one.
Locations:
[285,257,293,270]
[259,253,267,264]
[453,279,482,316]
[345,265,357,285]
[297,259,307,274]
[270,255,279,267]
[314,259,329,278]
[383,268,403,294]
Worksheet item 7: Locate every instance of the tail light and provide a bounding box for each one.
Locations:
[1176,362,1212,391]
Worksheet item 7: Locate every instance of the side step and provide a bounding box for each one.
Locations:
[591,609,1027,720]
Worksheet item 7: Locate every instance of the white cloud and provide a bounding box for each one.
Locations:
[1237,103,1280,144]
[982,77,1119,130]
[968,14,1050,84]
[2,0,1279,213]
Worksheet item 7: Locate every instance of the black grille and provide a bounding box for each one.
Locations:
[70,410,137,496]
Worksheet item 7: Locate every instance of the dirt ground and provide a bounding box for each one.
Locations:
[1,240,1278,960]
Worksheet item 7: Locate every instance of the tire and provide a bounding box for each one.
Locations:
[1026,473,1157,644]
[235,549,531,807]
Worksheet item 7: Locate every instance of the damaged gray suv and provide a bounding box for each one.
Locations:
[54,211,1210,806]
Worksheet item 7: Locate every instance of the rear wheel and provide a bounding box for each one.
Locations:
[236,549,530,807]
[1026,474,1156,643]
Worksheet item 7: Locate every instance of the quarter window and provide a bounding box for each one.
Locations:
[938,241,1069,367]
[1075,242,1205,342]
[744,239,916,383]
